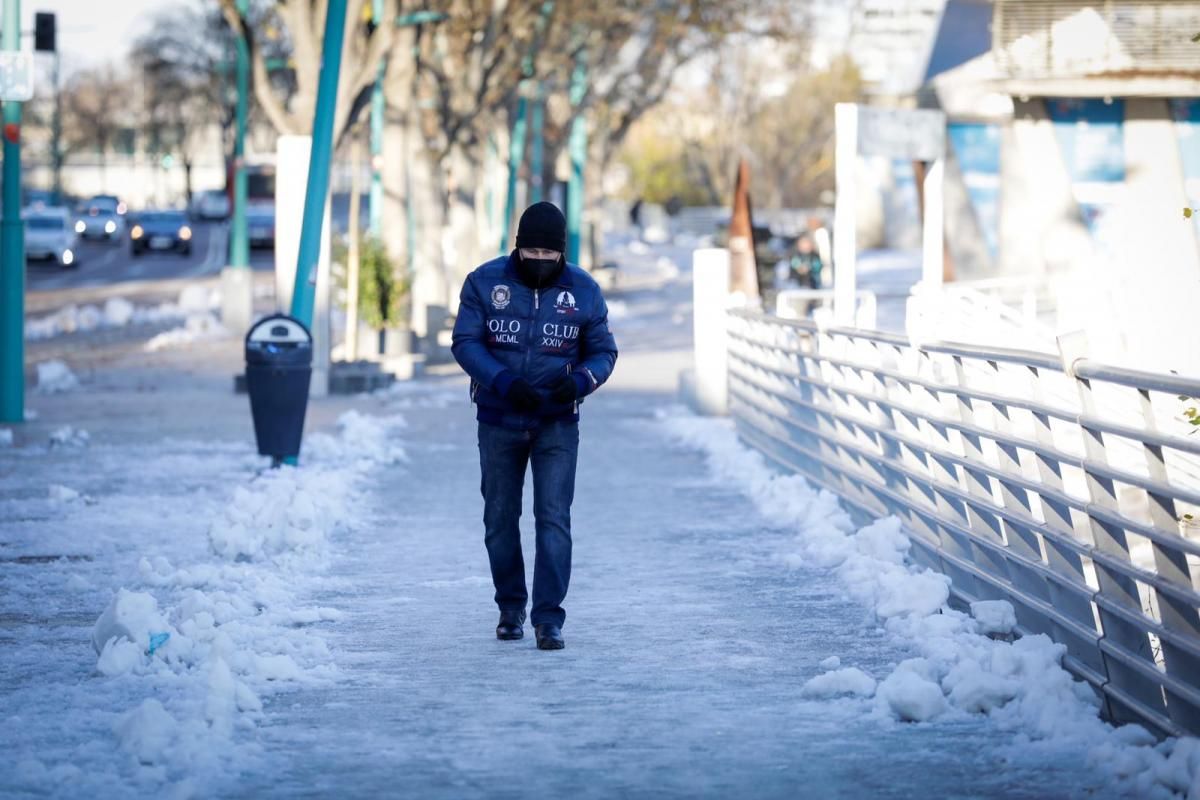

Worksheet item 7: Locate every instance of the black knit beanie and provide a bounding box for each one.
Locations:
[515,202,567,252]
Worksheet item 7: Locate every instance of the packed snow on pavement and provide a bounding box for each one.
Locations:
[661,410,1200,799]
[5,231,1199,798]
[1,410,406,797]
[25,286,231,354]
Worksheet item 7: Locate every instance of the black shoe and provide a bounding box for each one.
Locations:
[496,610,525,640]
[534,624,564,650]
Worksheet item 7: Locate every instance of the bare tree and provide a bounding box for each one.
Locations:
[131,7,240,202]
[61,65,130,187]
[217,0,398,145]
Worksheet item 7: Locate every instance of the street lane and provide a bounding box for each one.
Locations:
[26,220,274,292]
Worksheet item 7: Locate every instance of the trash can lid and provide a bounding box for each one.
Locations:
[246,314,312,347]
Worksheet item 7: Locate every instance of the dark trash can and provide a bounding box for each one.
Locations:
[245,314,313,462]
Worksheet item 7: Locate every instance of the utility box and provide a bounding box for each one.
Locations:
[245,315,312,463]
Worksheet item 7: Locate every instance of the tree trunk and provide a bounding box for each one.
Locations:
[407,122,448,340]
[380,112,409,271]
[445,145,483,315]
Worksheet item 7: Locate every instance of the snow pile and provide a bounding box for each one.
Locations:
[103,296,135,327]
[876,663,948,722]
[304,409,408,468]
[48,483,81,502]
[801,667,876,699]
[79,410,406,793]
[25,287,221,341]
[35,359,79,394]
[48,425,89,448]
[0,428,12,448]
[206,466,352,561]
[143,312,228,353]
[971,599,1017,637]
[660,409,1200,799]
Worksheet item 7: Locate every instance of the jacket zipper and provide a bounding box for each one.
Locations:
[567,363,577,414]
[521,286,538,380]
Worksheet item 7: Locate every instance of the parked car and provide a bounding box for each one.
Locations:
[247,203,275,248]
[129,210,193,257]
[74,197,125,242]
[190,189,230,221]
[25,208,79,267]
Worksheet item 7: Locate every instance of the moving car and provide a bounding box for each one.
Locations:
[130,210,193,257]
[247,203,275,248]
[25,208,79,267]
[74,197,125,242]
[88,194,128,216]
[190,189,230,221]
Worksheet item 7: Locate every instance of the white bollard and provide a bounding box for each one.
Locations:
[692,248,731,415]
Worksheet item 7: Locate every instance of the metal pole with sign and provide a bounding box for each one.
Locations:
[0,0,30,424]
[499,96,529,255]
[565,48,587,265]
[220,0,253,334]
[498,1,552,255]
[290,0,348,327]
[368,0,385,238]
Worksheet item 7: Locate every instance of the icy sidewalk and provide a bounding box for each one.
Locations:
[229,372,1116,793]
[3,240,1193,797]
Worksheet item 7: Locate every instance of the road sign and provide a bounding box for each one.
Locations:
[855,106,945,161]
[0,51,33,101]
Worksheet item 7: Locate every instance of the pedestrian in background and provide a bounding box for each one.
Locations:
[787,234,823,290]
[451,202,619,651]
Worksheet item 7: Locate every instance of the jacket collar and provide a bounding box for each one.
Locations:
[504,250,573,289]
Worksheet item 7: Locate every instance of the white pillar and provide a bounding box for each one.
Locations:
[833,103,858,326]
[922,157,944,289]
[692,248,731,415]
[275,135,332,396]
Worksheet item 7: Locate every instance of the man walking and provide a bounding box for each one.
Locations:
[451,202,618,650]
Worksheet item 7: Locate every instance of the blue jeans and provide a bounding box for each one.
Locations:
[477,420,579,628]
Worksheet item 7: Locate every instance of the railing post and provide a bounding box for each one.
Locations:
[691,248,731,415]
[1059,332,1160,725]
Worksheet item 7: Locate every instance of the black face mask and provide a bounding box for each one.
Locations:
[517,253,563,287]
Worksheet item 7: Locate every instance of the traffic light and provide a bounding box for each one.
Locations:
[34,12,55,53]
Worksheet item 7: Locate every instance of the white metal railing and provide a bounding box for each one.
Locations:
[725,308,1200,738]
[906,280,1058,353]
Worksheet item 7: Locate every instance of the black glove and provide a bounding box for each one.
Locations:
[505,378,542,413]
[548,374,580,405]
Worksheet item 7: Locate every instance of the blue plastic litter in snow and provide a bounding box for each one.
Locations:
[147,632,170,655]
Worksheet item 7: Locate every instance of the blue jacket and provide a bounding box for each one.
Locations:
[452,253,618,429]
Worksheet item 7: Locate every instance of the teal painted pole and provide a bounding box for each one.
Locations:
[368,0,384,238]
[229,0,249,268]
[290,0,349,325]
[565,51,587,265]
[0,0,25,424]
[529,88,544,204]
[499,96,528,255]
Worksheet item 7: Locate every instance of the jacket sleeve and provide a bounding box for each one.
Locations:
[451,275,511,392]
[574,290,618,397]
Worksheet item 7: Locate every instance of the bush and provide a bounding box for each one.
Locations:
[358,237,408,329]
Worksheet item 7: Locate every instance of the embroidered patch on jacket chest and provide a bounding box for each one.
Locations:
[491,284,511,310]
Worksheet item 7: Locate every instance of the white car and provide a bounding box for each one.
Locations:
[190,189,230,221]
[25,208,80,267]
[74,197,125,242]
